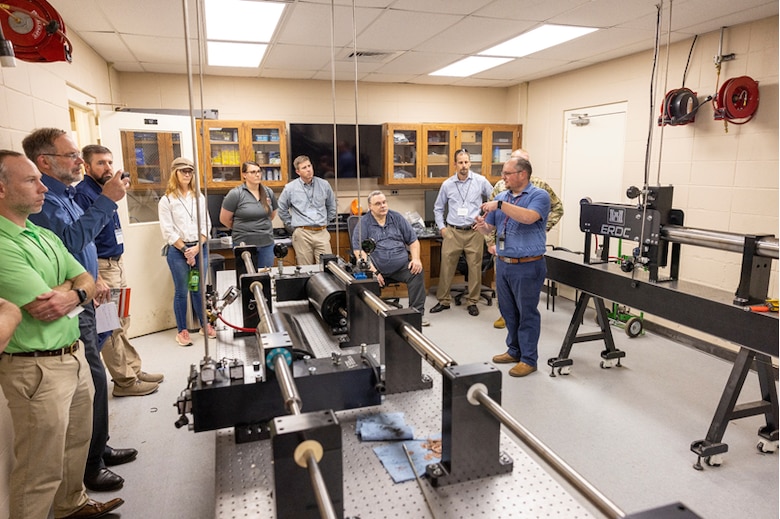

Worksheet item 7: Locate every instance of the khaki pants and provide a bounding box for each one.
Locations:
[0,345,94,519]
[291,228,332,265]
[98,257,142,387]
[435,227,484,306]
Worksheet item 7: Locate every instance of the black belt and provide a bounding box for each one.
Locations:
[448,224,474,231]
[99,256,122,262]
[497,255,543,264]
[3,341,79,358]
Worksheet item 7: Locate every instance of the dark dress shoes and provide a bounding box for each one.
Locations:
[103,446,138,466]
[467,304,479,316]
[429,303,450,313]
[56,498,124,519]
[84,467,124,492]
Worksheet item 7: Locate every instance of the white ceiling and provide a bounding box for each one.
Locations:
[49,0,778,87]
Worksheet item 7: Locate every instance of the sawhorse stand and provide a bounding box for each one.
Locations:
[547,291,626,377]
[690,346,779,469]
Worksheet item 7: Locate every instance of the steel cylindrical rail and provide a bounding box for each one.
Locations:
[662,225,779,258]
[469,385,625,519]
[273,354,302,415]
[250,281,276,335]
[304,449,338,519]
[241,249,255,274]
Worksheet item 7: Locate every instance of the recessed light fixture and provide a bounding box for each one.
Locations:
[430,56,513,77]
[204,0,285,67]
[207,41,268,68]
[480,24,598,58]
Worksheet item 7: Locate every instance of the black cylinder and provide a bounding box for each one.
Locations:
[306,272,347,328]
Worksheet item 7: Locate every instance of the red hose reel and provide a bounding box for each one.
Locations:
[0,0,72,63]
[713,75,759,125]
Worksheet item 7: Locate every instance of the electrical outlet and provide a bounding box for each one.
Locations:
[391,190,399,195]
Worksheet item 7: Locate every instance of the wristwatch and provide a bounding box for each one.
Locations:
[74,288,88,305]
[497,200,503,210]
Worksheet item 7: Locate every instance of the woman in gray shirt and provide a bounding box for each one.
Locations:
[220,161,278,268]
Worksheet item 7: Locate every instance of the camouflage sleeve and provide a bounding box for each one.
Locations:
[530,177,563,231]
[485,180,506,246]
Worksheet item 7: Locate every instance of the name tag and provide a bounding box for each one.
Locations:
[115,228,124,245]
[457,206,468,217]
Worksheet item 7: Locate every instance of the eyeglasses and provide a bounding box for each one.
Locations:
[177,168,194,175]
[501,170,520,177]
[244,169,263,176]
[43,152,81,160]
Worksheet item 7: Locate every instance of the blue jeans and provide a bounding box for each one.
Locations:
[496,258,547,367]
[167,246,208,332]
[257,243,275,269]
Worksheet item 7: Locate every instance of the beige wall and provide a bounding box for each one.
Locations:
[0,15,777,516]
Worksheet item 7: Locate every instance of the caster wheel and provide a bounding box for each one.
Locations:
[454,297,462,306]
[705,455,723,467]
[757,440,778,453]
[625,317,643,338]
[557,366,571,376]
[487,299,493,306]
[600,359,615,369]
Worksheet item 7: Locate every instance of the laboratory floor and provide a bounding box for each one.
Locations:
[95,291,778,519]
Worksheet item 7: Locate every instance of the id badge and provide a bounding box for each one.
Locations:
[457,206,468,217]
[498,236,505,251]
[114,228,124,245]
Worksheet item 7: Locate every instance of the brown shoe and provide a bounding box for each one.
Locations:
[509,362,537,377]
[492,352,519,364]
[493,316,506,329]
[137,371,165,383]
[56,498,124,519]
[113,379,159,397]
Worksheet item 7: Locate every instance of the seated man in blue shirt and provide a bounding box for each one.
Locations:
[351,190,429,327]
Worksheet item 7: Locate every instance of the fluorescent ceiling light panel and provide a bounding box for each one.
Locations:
[480,24,598,58]
[430,56,512,77]
[205,0,285,43]
[207,41,268,67]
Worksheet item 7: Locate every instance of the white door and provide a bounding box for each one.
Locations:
[560,103,628,256]
[98,111,195,336]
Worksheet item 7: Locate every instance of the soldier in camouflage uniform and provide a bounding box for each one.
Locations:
[487,149,563,328]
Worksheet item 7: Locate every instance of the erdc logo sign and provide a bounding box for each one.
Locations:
[608,208,625,225]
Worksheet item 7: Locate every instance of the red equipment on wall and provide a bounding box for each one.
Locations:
[0,0,72,63]
[712,75,759,125]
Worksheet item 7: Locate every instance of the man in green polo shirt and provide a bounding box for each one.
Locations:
[0,150,123,519]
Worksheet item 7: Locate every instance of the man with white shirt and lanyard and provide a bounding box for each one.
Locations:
[431,149,492,317]
[475,156,550,377]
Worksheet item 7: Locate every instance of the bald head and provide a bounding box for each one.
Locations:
[510,148,530,162]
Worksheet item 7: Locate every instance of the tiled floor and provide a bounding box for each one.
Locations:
[94,290,778,519]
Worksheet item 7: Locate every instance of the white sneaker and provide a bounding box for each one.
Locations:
[421,319,430,327]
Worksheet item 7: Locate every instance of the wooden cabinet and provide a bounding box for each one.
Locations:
[383,123,522,186]
[330,230,352,263]
[197,120,288,189]
[120,130,182,191]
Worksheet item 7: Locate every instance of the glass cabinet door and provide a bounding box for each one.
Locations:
[457,127,484,175]
[489,130,515,177]
[249,125,283,182]
[120,130,181,223]
[386,125,419,183]
[422,126,454,181]
[207,125,241,183]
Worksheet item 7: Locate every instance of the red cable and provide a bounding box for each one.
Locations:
[217,313,256,333]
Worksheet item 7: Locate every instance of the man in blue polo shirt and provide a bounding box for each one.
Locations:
[351,190,429,326]
[74,144,163,397]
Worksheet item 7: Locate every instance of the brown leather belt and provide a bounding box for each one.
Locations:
[497,255,543,264]
[299,226,326,231]
[3,341,79,357]
[99,256,122,262]
[447,224,473,231]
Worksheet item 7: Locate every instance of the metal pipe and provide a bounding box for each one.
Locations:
[273,354,302,415]
[250,280,276,334]
[241,250,255,274]
[662,225,779,258]
[469,385,626,519]
[304,449,338,519]
[325,260,354,286]
[399,324,456,373]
